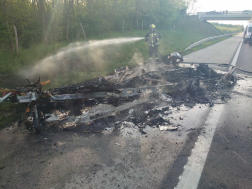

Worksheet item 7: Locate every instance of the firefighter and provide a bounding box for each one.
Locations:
[145,24,161,62]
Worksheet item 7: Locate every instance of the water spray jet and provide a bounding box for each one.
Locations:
[18,37,144,79]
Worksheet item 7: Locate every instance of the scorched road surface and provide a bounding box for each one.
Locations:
[0,34,250,189]
[0,104,211,189]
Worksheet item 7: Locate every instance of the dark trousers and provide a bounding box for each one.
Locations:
[149,45,159,59]
[249,38,252,46]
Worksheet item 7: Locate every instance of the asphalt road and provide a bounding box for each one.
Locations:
[183,34,242,65]
[197,38,252,189]
[160,34,252,189]
[183,33,243,72]
[236,39,252,74]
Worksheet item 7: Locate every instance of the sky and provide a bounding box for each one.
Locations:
[191,0,252,26]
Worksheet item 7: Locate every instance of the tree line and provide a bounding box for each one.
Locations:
[212,22,244,29]
[0,0,194,53]
[211,22,244,34]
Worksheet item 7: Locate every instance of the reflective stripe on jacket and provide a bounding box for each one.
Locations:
[145,30,161,47]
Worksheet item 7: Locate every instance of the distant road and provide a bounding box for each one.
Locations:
[183,33,243,71]
[184,33,242,65]
[236,39,252,74]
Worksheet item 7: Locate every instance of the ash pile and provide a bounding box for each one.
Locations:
[40,62,235,133]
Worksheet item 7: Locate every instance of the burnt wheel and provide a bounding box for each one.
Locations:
[33,116,41,133]
[187,79,200,93]
[32,105,43,133]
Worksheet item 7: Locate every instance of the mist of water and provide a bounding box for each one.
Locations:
[19,37,144,79]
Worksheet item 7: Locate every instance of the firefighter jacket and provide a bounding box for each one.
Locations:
[145,30,161,47]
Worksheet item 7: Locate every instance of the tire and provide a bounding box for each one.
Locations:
[187,79,200,94]
[32,105,43,133]
[33,117,41,133]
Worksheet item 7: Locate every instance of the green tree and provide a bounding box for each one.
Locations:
[0,0,192,53]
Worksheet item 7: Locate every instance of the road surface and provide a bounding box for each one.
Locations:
[0,34,252,189]
[197,36,252,189]
[160,34,252,189]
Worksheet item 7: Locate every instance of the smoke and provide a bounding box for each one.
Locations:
[144,61,159,73]
[130,52,144,67]
[128,52,163,79]
[18,37,144,80]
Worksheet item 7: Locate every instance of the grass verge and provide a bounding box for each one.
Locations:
[0,17,221,85]
[0,101,24,129]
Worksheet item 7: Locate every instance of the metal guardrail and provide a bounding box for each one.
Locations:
[185,33,235,51]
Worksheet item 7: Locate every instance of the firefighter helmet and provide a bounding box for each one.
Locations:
[150,24,155,29]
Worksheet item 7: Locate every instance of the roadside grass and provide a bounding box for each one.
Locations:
[0,17,221,84]
[42,29,217,89]
[45,29,227,89]
[0,29,214,89]
[0,101,24,129]
[0,42,69,79]
[42,34,233,89]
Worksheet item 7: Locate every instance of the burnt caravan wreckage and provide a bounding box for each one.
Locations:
[0,53,239,132]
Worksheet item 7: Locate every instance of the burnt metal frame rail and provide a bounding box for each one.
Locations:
[119,84,177,97]
[2,62,250,104]
[51,84,177,101]
[180,62,252,74]
[180,62,230,66]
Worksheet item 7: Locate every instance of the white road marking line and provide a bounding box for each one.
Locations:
[174,105,224,189]
[230,39,243,76]
[231,39,243,67]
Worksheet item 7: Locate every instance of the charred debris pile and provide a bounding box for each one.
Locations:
[37,63,235,133]
[0,60,236,133]
[52,63,233,108]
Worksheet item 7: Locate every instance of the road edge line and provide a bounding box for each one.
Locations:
[230,38,243,67]
[174,105,224,189]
